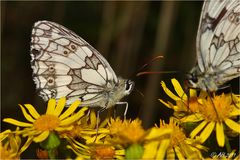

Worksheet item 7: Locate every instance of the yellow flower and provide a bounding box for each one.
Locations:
[159,78,207,116]
[159,78,240,147]
[142,118,207,159]
[0,129,32,159]
[182,93,240,147]
[67,137,124,160]
[3,97,88,143]
[60,110,109,144]
[108,118,146,145]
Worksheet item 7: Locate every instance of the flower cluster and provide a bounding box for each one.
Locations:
[1,79,239,159]
[159,79,240,159]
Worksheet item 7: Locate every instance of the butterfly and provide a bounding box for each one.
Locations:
[30,20,134,114]
[187,0,240,92]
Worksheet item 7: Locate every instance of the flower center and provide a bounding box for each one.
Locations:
[200,94,233,121]
[188,97,200,112]
[109,118,145,144]
[34,114,60,131]
[170,127,186,147]
[92,146,115,159]
[160,119,186,148]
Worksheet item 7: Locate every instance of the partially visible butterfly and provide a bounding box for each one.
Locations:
[187,0,240,91]
[30,20,134,113]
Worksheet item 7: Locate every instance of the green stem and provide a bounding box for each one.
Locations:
[225,135,231,154]
[48,149,56,159]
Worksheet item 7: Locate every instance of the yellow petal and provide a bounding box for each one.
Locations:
[175,146,185,160]
[190,120,207,138]
[161,81,181,101]
[171,78,187,100]
[199,121,215,143]
[225,118,240,133]
[145,128,172,140]
[21,129,38,137]
[199,91,208,98]
[159,99,172,109]
[19,104,35,122]
[33,131,49,142]
[59,100,81,120]
[85,133,107,144]
[53,97,66,116]
[0,130,11,140]
[3,118,32,127]
[166,148,175,160]
[189,89,197,97]
[99,117,109,128]
[89,110,97,129]
[46,99,56,114]
[142,141,159,159]
[80,128,109,134]
[156,139,170,159]
[181,114,203,123]
[19,136,33,154]
[115,149,125,156]
[24,104,40,119]
[55,125,73,132]
[229,107,240,116]
[216,122,225,147]
[60,107,88,125]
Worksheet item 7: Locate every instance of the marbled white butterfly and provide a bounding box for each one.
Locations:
[187,0,240,91]
[30,21,134,113]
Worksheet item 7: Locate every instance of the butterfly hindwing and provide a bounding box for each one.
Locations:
[31,21,118,105]
[194,0,240,89]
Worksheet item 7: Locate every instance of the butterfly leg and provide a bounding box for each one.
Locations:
[86,109,91,117]
[96,107,107,129]
[94,107,107,142]
[113,105,117,118]
[116,102,128,119]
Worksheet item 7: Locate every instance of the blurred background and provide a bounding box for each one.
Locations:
[1,1,239,133]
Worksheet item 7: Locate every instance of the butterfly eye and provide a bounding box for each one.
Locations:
[125,80,134,93]
[191,74,198,83]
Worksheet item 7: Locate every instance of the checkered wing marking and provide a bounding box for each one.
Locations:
[31,21,118,105]
[196,0,240,84]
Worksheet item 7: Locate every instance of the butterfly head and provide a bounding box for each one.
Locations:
[186,67,219,92]
[186,72,199,89]
[115,78,134,96]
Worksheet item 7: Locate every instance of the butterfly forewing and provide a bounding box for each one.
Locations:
[189,0,240,91]
[31,21,119,106]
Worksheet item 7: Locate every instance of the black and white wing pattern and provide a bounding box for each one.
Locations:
[31,21,125,107]
[188,0,240,91]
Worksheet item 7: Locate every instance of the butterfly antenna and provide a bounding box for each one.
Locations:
[129,55,164,79]
[134,88,145,98]
[136,55,164,73]
[207,91,220,120]
[136,71,178,77]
